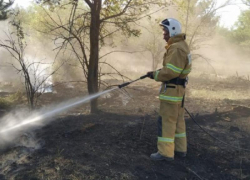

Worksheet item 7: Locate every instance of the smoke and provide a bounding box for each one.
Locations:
[0,21,21,86]
[0,110,42,150]
[0,87,117,149]
[192,34,250,78]
[0,19,57,92]
[0,5,180,86]
[97,7,179,80]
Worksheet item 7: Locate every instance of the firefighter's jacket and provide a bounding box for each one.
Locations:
[153,33,191,104]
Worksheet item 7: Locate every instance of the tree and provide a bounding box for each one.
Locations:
[0,0,14,20]
[175,0,232,59]
[31,0,169,113]
[0,12,61,109]
[217,1,250,51]
[229,9,250,50]
[243,0,250,6]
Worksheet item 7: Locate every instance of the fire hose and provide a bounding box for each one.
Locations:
[117,73,250,152]
[118,74,149,89]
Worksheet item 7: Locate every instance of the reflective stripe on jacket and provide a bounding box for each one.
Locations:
[153,33,192,104]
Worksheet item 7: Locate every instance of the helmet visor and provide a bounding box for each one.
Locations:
[161,19,170,25]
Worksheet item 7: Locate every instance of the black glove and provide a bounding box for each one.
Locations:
[147,71,154,79]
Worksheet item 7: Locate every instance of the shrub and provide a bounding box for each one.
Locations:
[0,91,24,110]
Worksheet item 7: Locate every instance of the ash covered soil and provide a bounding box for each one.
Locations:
[0,76,250,180]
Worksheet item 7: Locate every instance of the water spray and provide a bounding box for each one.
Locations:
[0,73,150,135]
[1,72,248,154]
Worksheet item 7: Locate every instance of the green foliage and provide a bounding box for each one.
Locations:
[22,0,170,68]
[218,9,250,51]
[230,10,250,49]
[0,0,14,20]
[0,91,24,109]
[100,0,166,44]
[30,0,168,45]
[0,97,11,109]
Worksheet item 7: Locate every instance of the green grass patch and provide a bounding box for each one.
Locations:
[0,91,24,109]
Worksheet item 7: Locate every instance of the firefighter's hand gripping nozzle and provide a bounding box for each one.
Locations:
[118,74,150,89]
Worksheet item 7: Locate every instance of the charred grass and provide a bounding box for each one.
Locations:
[0,75,250,180]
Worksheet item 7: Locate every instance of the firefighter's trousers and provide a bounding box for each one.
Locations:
[157,102,187,158]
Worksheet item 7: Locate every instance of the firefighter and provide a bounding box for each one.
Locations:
[147,18,192,161]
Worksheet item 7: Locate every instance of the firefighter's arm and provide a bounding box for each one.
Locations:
[153,47,187,82]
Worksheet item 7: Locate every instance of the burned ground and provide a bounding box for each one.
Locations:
[0,76,250,180]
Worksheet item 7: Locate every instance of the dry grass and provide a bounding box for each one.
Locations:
[0,91,24,109]
[189,89,250,101]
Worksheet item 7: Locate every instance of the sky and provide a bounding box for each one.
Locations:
[13,0,249,28]
[216,0,248,28]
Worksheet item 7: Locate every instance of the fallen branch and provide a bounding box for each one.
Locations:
[186,167,204,180]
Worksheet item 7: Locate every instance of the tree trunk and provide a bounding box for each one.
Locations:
[87,0,101,113]
[25,79,35,110]
[30,94,34,110]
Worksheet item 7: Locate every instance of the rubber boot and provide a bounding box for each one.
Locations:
[150,152,174,161]
[175,151,187,157]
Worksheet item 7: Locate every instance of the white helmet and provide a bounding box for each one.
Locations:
[160,18,182,37]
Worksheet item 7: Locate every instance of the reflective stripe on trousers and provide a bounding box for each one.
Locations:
[157,103,187,158]
[175,132,186,138]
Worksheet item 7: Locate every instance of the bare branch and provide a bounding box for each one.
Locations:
[99,61,132,82]
[189,0,233,47]
[193,54,217,75]
[84,0,92,8]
